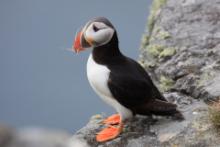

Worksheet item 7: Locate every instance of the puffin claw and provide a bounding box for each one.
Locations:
[96,123,123,142]
[102,114,121,125]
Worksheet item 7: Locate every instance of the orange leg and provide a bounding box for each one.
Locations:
[102,114,120,125]
[96,123,123,142]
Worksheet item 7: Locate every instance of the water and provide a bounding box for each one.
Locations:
[0,0,152,132]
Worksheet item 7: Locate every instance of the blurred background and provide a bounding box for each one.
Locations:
[0,0,152,133]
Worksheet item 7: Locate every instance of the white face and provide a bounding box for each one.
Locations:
[84,22,114,47]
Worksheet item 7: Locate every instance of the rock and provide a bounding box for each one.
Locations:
[0,124,14,147]
[10,128,71,147]
[71,0,220,146]
[140,0,220,102]
[68,136,90,147]
[71,96,220,147]
[0,126,72,147]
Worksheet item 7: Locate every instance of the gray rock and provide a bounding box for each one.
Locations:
[140,0,220,102]
[68,136,90,147]
[0,124,14,147]
[71,97,220,147]
[0,126,72,147]
[72,0,220,146]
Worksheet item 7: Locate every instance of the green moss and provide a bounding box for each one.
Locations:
[151,27,171,41]
[145,61,156,68]
[159,75,174,91]
[148,0,167,34]
[198,72,215,87]
[141,0,168,50]
[209,101,220,129]
[141,34,150,47]
[138,60,156,69]
[159,47,176,58]
[147,44,176,59]
[147,44,164,57]
[158,30,171,39]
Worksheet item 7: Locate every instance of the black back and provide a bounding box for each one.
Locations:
[92,29,166,112]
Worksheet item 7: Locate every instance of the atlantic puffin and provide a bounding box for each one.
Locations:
[73,17,183,142]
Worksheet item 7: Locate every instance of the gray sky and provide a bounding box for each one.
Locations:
[0,0,152,132]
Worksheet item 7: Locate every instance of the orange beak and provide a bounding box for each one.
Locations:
[73,31,85,53]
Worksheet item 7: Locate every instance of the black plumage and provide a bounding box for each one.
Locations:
[91,29,182,119]
[85,17,184,119]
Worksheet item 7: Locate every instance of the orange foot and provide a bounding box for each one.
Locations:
[96,124,123,142]
[102,114,120,125]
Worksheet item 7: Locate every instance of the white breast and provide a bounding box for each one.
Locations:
[86,54,132,121]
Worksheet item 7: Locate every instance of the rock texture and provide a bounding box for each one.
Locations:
[71,0,220,146]
[0,125,71,147]
[1,1,219,147]
[71,97,219,147]
[140,0,220,102]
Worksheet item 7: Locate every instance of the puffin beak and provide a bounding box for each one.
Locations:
[73,31,85,53]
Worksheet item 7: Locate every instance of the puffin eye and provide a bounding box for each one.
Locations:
[93,25,99,32]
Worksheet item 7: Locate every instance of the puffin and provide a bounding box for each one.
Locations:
[73,17,184,142]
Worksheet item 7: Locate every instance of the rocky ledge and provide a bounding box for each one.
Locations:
[71,0,220,146]
[0,124,71,147]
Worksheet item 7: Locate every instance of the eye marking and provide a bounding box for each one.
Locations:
[93,25,99,32]
[85,21,114,47]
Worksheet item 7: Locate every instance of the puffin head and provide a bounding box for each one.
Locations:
[73,17,116,53]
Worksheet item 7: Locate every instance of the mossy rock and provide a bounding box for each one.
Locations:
[156,29,171,40]
[145,61,157,68]
[147,44,176,59]
[198,71,216,87]
[148,0,167,34]
[141,34,150,47]
[159,75,174,91]
[159,47,176,58]
[208,101,220,129]
[152,27,171,41]
[147,44,165,57]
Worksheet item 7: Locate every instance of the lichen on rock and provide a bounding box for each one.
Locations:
[141,0,220,102]
[148,0,167,35]
[208,100,220,129]
[159,75,174,92]
[72,0,220,146]
[147,44,176,60]
[159,47,176,58]
[147,44,164,57]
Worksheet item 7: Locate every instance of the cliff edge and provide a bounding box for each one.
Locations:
[70,0,220,146]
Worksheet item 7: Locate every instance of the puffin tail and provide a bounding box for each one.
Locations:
[136,99,184,120]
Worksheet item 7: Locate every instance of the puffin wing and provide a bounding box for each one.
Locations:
[107,57,167,109]
[127,58,168,102]
[107,70,183,118]
[108,73,150,109]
